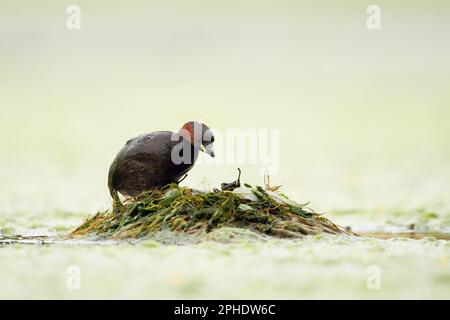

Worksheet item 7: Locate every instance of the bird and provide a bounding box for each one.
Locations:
[108,121,215,213]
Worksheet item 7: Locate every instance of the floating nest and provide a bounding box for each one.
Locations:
[69,183,352,239]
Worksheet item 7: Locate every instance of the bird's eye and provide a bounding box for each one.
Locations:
[210,136,215,143]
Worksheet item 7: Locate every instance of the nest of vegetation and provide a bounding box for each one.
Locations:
[69,184,352,239]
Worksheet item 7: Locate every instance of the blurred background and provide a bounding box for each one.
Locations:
[1,0,450,300]
[1,0,449,225]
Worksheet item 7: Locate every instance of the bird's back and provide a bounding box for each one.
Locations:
[108,131,197,196]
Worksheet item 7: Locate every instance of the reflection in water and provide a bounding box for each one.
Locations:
[361,232,450,241]
[2,232,449,246]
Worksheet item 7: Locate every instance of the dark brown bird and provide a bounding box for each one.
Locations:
[108,121,215,213]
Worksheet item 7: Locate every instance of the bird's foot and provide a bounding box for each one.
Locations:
[112,202,124,217]
[111,191,124,217]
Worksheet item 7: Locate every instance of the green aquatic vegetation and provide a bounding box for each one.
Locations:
[69,184,352,239]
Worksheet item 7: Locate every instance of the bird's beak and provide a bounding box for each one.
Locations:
[202,144,215,158]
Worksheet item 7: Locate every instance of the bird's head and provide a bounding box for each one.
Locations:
[179,121,215,158]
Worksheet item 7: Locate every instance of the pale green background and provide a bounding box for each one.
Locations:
[0,1,449,299]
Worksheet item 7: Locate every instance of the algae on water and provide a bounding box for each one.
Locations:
[70,183,352,239]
